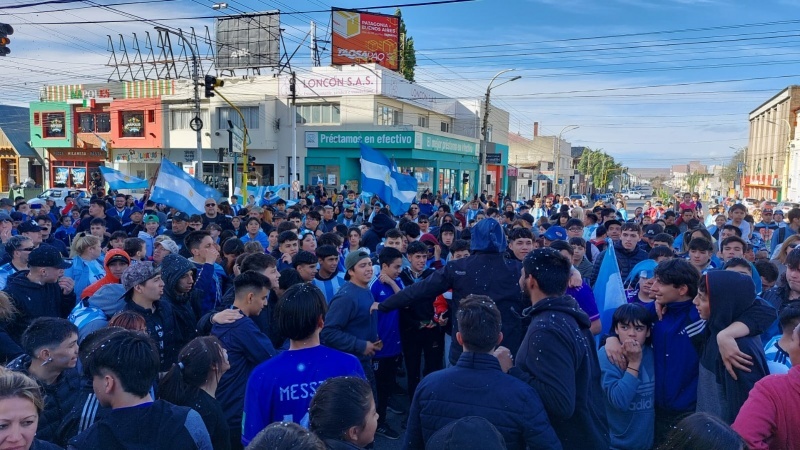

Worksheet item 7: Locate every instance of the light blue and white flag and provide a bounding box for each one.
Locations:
[359,143,417,216]
[592,239,627,336]
[150,159,221,215]
[98,166,149,190]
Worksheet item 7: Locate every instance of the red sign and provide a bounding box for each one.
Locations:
[331,10,399,71]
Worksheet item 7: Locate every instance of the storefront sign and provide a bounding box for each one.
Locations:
[123,115,143,135]
[114,150,160,163]
[50,149,106,159]
[486,153,502,164]
[67,88,113,105]
[415,132,478,156]
[184,151,195,163]
[281,71,380,98]
[305,131,414,149]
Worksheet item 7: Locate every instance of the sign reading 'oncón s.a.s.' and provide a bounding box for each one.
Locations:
[331,9,400,71]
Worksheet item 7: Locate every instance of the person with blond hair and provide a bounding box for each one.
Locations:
[64,234,105,300]
[0,367,63,449]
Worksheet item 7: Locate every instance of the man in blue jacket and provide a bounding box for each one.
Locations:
[496,248,609,450]
[404,294,561,450]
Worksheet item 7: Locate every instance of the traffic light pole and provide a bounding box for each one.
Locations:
[155,27,203,181]
[213,88,249,198]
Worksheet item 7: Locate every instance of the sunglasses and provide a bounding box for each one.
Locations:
[19,247,34,252]
[205,204,216,207]
[789,244,798,250]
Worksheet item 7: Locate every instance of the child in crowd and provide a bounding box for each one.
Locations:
[694,270,770,424]
[313,245,347,304]
[550,240,601,335]
[763,304,800,375]
[308,376,377,449]
[598,303,656,450]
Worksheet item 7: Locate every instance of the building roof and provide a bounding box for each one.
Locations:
[0,105,38,158]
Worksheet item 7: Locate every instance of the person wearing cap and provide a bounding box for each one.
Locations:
[1,244,75,357]
[338,204,361,227]
[76,199,122,235]
[590,222,648,287]
[106,193,132,224]
[138,214,161,258]
[120,261,181,371]
[122,207,145,236]
[624,260,658,305]
[152,236,179,266]
[542,226,567,247]
[164,211,191,252]
[159,253,204,348]
[640,224,664,253]
[36,214,68,257]
[404,296,561,450]
[18,221,43,249]
[0,197,13,213]
[320,249,381,399]
[0,236,32,290]
[755,207,780,252]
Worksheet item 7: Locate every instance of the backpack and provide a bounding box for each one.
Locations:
[68,299,107,336]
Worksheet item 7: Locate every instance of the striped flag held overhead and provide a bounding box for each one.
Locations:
[149,159,221,215]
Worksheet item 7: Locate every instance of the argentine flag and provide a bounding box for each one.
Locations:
[98,166,149,190]
[359,143,417,216]
[592,239,627,336]
[150,159,221,215]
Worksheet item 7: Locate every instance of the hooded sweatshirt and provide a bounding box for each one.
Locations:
[509,296,609,450]
[81,249,130,300]
[67,400,212,450]
[161,254,203,346]
[361,213,396,253]
[697,271,771,424]
[2,270,76,347]
[379,218,526,364]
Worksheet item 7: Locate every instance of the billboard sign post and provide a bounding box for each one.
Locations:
[331,9,400,71]
[216,12,281,71]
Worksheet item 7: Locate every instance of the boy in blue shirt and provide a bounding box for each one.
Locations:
[599,303,656,450]
[312,244,346,303]
[369,247,405,440]
[241,283,364,446]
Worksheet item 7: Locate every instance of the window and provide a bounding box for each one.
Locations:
[171,110,210,130]
[417,115,428,128]
[377,104,401,126]
[440,121,451,133]
[217,106,260,130]
[77,113,110,133]
[121,111,145,138]
[33,113,40,126]
[43,112,66,138]
[296,103,341,125]
[147,110,155,123]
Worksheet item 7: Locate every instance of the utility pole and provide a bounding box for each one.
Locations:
[290,71,298,199]
[481,69,520,197]
[155,27,203,181]
[554,125,579,197]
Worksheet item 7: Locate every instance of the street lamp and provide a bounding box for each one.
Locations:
[480,69,521,196]
[155,26,204,181]
[767,119,792,201]
[554,125,579,197]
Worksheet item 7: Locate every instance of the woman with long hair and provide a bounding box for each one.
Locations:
[221,238,245,278]
[0,368,62,450]
[159,336,231,450]
[344,228,361,256]
[309,377,377,449]
[771,234,800,276]
[65,234,105,300]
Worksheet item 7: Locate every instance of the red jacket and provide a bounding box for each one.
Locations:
[732,365,800,450]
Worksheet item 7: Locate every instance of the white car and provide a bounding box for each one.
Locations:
[27,188,89,208]
[621,190,644,200]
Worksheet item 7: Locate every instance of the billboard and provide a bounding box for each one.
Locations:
[216,12,281,71]
[331,9,399,71]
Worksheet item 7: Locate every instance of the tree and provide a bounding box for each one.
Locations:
[685,171,705,194]
[721,147,746,184]
[395,8,416,82]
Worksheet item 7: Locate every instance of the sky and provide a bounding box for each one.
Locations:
[2,0,800,168]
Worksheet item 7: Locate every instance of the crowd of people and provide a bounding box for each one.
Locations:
[0,184,797,450]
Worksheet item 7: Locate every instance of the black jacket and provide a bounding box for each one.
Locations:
[56,376,109,447]
[123,298,182,372]
[590,241,648,287]
[7,354,82,444]
[197,288,284,349]
[380,218,526,364]
[361,213,396,253]
[404,352,562,450]
[1,270,76,356]
[508,295,610,450]
[397,267,438,332]
[160,254,203,348]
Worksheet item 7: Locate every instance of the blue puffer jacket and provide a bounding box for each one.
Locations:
[380,218,526,364]
[404,352,562,450]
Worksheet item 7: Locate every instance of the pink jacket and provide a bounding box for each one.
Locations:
[732,365,800,450]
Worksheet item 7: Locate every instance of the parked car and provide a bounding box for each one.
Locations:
[569,194,589,206]
[620,190,644,200]
[777,201,800,215]
[743,197,759,212]
[27,188,89,208]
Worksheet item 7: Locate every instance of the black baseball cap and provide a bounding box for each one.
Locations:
[18,222,41,233]
[172,212,190,222]
[28,244,71,269]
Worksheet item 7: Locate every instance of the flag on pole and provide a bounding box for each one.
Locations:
[592,239,627,336]
[150,159,221,215]
[93,133,108,152]
[359,143,417,216]
[98,166,149,190]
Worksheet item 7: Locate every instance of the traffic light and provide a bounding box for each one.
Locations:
[248,156,256,170]
[204,75,224,98]
[0,23,13,57]
[462,172,470,184]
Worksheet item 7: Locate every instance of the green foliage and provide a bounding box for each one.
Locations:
[395,8,416,82]
[578,148,623,191]
[721,147,746,184]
